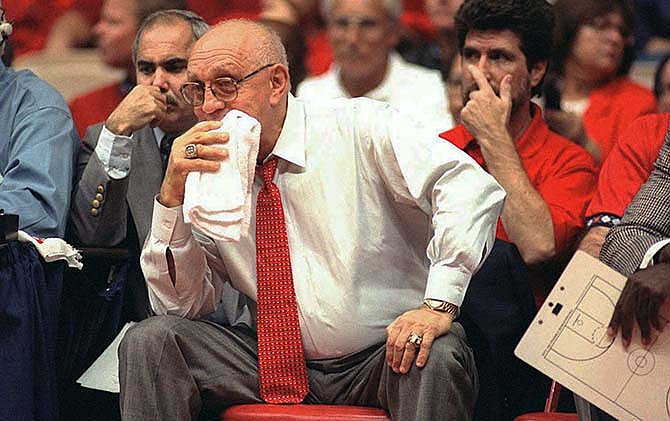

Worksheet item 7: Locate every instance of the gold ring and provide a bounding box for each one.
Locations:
[184,143,198,159]
[407,332,423,347]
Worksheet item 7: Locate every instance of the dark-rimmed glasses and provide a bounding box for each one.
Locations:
[180,63,276,106]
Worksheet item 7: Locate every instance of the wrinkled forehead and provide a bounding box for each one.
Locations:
[188,24,260,79]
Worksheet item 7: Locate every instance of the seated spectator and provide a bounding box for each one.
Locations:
[401,0,464,70]
[296,0,454,132]
[67,0,187,138]
[0,5,79,419]
[440,0,598,417]
[654,54,670,112]
[579,114,670,259]
[543,0,655,165]
[575,117,670,421]
[119,18,505,421]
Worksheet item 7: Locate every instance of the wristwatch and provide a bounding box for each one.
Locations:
[423,298,460,318]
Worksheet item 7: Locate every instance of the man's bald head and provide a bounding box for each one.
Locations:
[193,19,288,70]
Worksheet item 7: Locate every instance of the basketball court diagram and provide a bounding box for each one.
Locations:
[516,251,670,421]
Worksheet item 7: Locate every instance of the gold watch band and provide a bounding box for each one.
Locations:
[422,298,460,318]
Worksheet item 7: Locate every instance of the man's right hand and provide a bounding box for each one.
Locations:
[105,85,168,136]
[158,120,230,208]
[609,257,670,347]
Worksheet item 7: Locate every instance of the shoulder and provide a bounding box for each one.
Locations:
[7,68,70,114]
[295,68,338,97]
[596,77,655,105]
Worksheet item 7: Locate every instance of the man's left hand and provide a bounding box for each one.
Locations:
[385,307,454,374]
[608,262,670,347]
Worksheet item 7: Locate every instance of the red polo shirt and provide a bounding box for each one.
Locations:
[586,113,670,221]
[584,77,656,162]
[439,105,598,254]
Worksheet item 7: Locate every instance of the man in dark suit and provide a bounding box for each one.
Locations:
[70,9,209,321]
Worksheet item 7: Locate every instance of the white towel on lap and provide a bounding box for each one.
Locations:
[183,110,261,241]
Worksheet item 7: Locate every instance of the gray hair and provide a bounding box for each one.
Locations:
[132,9,210,66]
[320,0,403,21]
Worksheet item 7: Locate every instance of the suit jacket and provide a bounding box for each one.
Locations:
[70,123,163,248]
[601,123,670,275]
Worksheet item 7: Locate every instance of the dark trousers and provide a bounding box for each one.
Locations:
[460,239,550,420]
[0,242,63,421]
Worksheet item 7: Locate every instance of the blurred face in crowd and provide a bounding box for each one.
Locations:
[461,29,546,114]
[657,60,670,113]
[95,0,139,69]
[445,54,463,122]
[425,0,463,32]
[569,10,626,81]
[135,19,197,133]
[326,0,398,84]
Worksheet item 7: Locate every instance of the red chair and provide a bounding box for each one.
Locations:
[221,404,391,421]
[514,381,578,421]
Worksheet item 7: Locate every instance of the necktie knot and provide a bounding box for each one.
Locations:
[259,159,278,186]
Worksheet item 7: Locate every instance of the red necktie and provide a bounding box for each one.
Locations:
[255,159,309,404]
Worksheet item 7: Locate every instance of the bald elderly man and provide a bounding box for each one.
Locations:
[119,19,505,421]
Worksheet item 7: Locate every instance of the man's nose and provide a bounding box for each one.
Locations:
[200,86,226,114]
[476,56,493,80]
[151,68,169,90]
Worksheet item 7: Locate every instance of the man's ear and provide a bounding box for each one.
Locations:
[529,59,547,90]
[269,64,290,106]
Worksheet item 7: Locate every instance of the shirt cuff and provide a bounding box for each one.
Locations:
[95,125,133,179]
[424,263,469,307]
[641,238,670,269]
[150,197,192,244]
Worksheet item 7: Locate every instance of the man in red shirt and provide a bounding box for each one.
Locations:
[439,1,598,418]
[579,113,670,259]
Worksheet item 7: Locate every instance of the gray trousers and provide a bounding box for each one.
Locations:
[118,315,478,421]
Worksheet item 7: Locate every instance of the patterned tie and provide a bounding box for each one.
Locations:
[160,134,174,174]
[255,158,309,404]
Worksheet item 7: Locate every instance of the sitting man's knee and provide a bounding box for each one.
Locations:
[120,315,185,356]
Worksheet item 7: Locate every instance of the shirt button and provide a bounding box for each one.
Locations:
[90,208,99,217]
[121,153,129,159]
[92,199,101,208]
[95,193,104,201]
[97,185,104,194]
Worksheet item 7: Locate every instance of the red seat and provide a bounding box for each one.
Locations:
[514,381,578,421]
[220,404,391,421]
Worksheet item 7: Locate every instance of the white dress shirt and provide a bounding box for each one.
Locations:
[95,125,164,179]
[296,52,454,134]
[140,95,505,359]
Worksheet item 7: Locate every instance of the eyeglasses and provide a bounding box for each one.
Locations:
[180,63,275,106]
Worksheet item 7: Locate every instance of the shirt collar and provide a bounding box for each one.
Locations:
[152,127,166,148]
[267,93,306,168]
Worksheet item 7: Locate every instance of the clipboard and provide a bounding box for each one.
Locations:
[515,251,670,420]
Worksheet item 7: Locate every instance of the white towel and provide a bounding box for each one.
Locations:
[183,110,261,241]
[17,230,83,269]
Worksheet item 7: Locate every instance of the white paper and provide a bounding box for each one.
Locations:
[77,322,135,394]
[515,251,670,420]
